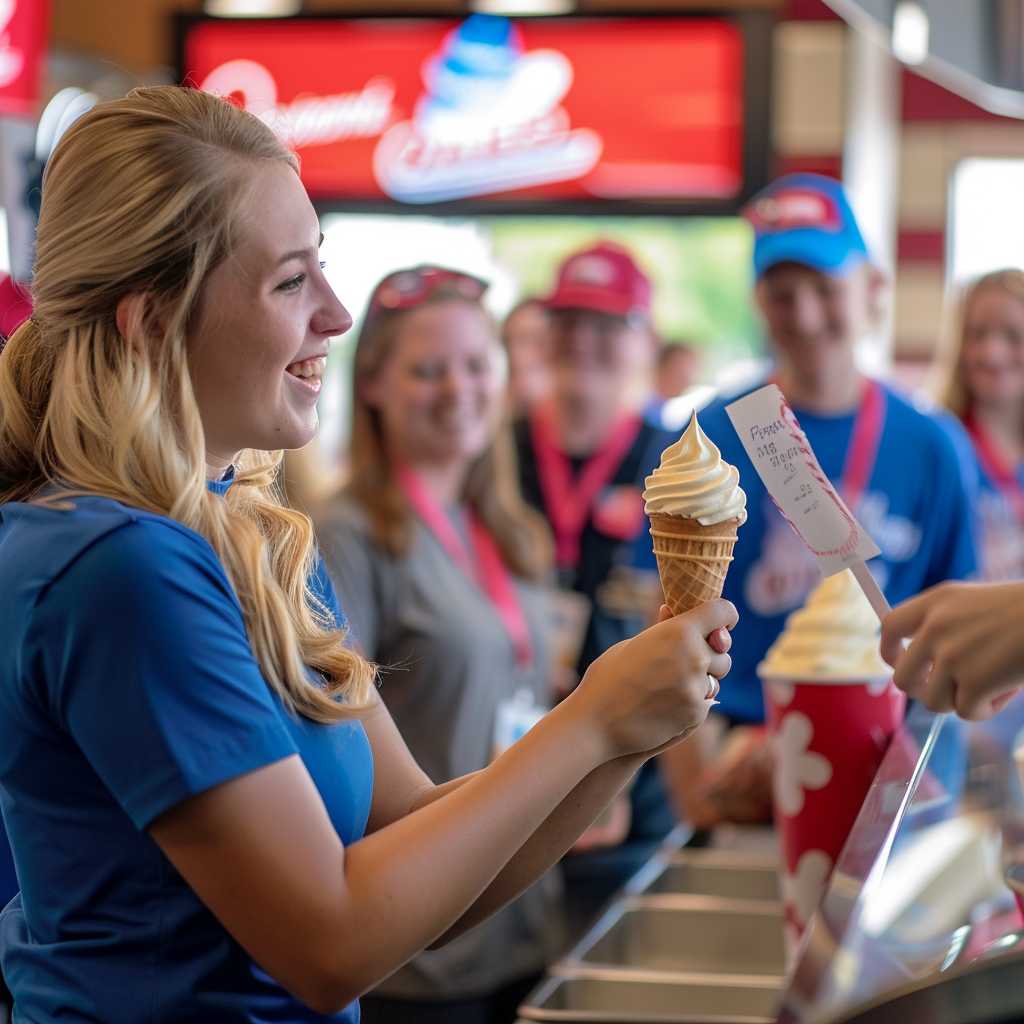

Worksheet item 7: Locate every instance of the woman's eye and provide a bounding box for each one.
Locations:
[411,363,444,380]
[277,273,306,293]
[319,260,327,271]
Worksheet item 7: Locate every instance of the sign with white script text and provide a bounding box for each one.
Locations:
[726,384,881,576]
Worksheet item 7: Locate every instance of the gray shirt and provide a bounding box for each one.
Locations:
[317,494,564,999]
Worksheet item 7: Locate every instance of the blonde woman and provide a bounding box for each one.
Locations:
[939,269,1024,580]
[0,87,737,1024]
[318,267,561,1023]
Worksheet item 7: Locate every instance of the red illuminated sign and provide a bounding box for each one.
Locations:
[0,0,49,117]
[181,15,747,206]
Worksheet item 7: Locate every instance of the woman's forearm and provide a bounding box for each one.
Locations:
[333,699,608,994]
[426,751,644,946]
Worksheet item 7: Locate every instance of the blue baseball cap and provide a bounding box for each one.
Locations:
[744,173,869,279]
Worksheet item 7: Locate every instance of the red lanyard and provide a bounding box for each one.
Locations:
[964,411,1024,524]
[530,405,643,569]
[396,465,534,668]
[772,376,885,506]
[840,379,886,507]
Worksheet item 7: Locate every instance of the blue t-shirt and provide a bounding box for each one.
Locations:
[0,486,373,1023]
[689,380,979,723]
[972,446,1024,581]
[0,818,14,911]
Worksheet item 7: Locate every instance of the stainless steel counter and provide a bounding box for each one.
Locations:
[517,840,788,1023]
[519,696,1024,1023]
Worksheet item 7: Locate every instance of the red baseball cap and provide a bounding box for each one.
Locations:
[544,241,652,320]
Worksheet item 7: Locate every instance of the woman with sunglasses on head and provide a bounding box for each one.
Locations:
[0,87,736,1024]
[317,266,565,1021]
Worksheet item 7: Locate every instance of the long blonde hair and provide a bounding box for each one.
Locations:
[347,288,552,580]
[936,268,1024,420]
[0,85,374,722]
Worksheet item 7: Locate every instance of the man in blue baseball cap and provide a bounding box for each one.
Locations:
[659,173,980,828]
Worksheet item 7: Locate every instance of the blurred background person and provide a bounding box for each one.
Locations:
[317,265,563,1024]
[937,269,1024,581]
[669,173,979,828]
[501,297,553,417]
[644,339,699,429]
[513,241,678,936]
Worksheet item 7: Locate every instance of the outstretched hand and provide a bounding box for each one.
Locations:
[880,580,1024,720]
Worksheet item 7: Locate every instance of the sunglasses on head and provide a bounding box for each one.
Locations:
[367,266,489,316]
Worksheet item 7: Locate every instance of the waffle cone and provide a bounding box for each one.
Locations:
[649,512,740,615]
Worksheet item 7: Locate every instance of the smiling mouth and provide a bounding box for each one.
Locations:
[286,356,325,379]
[285,356,325,395]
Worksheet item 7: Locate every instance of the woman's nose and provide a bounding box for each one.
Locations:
[314,290,353,339]
[440,366,471,399]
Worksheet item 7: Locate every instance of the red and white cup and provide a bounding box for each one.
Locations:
[761,675,906,963]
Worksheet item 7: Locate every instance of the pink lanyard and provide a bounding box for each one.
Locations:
[964,411,1024,524]
[530,405,643,570]
[396,465,534,668]
[771,376,885,507]
[840,379,886,507]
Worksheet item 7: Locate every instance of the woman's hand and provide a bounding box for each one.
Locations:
[570,599,738,762]
[880,580,1024,720]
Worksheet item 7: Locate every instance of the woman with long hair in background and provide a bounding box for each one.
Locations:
[939,269,1024,580]
[318,267,561,1023]
[0,85,736,1023]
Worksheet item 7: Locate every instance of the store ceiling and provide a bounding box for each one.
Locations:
[50,0,784,77]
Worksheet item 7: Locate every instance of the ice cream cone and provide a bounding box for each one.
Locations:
[649,512,740,615]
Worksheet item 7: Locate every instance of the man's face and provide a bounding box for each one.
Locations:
[755,261,881,375]
[549,309,651,426]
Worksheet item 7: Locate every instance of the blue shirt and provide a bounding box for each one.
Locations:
[691,380,979,723]
[0,819,14,911]
[0,486,373,1023]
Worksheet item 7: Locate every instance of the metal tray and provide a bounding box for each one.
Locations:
[566,896,786,981]
[630,851,780,904]
[518,968,781,1023]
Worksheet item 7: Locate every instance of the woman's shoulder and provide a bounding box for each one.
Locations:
[316,490,378,545]
[0,495,228,605]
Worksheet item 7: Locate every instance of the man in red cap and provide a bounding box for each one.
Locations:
[514,240,675,937]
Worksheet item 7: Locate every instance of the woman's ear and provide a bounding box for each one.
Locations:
[865,264,889,329]
[115,292,150,349]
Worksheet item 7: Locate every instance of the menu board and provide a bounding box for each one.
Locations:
[179,13,769,210]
